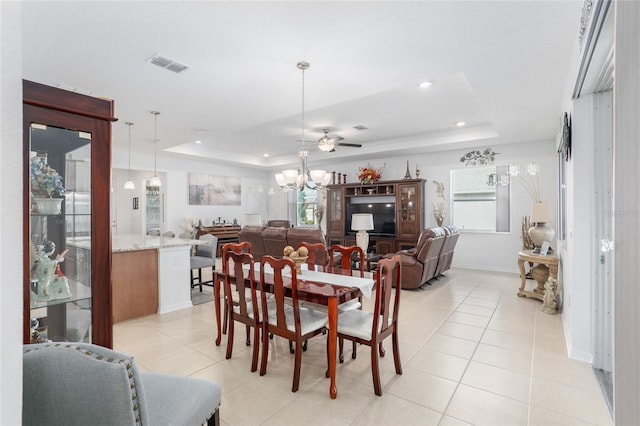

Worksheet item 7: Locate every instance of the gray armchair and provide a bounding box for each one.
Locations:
[23,342,221,426]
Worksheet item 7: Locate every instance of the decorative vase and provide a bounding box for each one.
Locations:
[33,197,64,215]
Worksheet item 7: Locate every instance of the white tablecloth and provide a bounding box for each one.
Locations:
[243,263,374,299]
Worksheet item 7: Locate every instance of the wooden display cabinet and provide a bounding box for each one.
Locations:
[23,80,116,347]
[326,179,425,252]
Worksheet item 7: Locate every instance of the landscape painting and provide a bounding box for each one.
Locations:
[188,173,241,206]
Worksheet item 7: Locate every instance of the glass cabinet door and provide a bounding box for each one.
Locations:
[327,187,344,235]
[28,123,93,343]
[398,183,419,238]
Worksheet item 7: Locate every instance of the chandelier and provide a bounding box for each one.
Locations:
[275,61,331,191]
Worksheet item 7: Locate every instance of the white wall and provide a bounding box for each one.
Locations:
[298,140,558,273]
[111,151,286,236]
[0,1,23,424]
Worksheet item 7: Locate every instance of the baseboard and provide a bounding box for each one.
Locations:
[158,301,194,315]
[562,314,594,363]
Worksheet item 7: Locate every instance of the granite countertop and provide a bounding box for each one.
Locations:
[111,234,208,253]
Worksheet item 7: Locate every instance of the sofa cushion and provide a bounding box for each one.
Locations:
[238,226,267,259]
[286,228,326,252]
[262,227,289,257]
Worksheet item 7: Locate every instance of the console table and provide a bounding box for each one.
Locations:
[517,250,560,314]
[195,224,241,256]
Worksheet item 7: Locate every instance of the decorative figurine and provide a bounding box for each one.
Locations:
[403,160,412,179]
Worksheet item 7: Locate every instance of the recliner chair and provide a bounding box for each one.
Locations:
[435,225,459,276]
[388,227,446,289]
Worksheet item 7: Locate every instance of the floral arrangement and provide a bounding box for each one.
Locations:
[357,163,386,184]
[30,156,65,198]
[432,180,446,226]
[183,217,200,234]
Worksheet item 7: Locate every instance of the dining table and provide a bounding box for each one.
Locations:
[213,262,375,399]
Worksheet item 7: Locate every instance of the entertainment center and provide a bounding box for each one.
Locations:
[326,178,425,254]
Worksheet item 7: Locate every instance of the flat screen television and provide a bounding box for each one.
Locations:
[346,202,396,237]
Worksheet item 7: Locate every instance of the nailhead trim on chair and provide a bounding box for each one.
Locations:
[25,343,143,426]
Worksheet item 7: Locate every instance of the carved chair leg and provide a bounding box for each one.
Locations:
[371,342,382,396]
[246,325,251,346]
[292,340,303,392]
[225,316,234,360]
[339,337,345,363]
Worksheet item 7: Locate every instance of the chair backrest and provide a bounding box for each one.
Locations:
[221,241,252,259]
[260,256,301,339]
[238,226,266,259]
[298,242,328,268]
[197,234,218,259]
[373,255,402,339]
[162,231,175,238]
[435,225,460,275]
[417,228,446,282]
[23,343,150,425]
[222,248,259,322]
[329,244,365,272]
[286,227,326,250]
[267,219,291,228]
[262,227,289,257]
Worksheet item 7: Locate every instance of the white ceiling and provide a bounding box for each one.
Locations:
[21,1,582,170]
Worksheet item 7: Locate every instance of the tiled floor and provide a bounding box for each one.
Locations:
[114,268,612,426]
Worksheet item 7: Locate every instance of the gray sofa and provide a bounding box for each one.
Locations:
[23,343,221,426]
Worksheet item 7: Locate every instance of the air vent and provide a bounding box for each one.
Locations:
[148,54,190,74]
[353,125,368,131]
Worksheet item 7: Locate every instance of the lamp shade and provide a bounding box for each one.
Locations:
[244,213,262,226]
[530,202,552,223]
[351,213,374,231]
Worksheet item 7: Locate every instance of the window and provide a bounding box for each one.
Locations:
[451,166,510,232]
[296,187,319,226]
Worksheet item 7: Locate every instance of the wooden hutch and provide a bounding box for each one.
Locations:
[326,178,425,254]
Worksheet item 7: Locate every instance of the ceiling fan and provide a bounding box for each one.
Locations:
[317,129,362,152]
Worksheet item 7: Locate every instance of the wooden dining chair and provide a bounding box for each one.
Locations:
[222,248,262,372]
[329,244,365,273]
[298,242,328,269]
[334,255,403,396]
[259,256,327,392]
[221,242,252,337]
[329,244,365,359]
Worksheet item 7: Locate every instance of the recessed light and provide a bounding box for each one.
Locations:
[194,140,202,144]
[455,121,466,127]
[263,153,269,157]
[419,81,433,89]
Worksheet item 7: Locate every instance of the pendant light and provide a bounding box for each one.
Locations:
[275,61,331,191]
[149,111,162,187]
[123,121,135,190]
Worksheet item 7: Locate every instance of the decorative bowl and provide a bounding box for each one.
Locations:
[285,255,307,274]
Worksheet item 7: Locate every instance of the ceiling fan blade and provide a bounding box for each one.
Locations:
[329,136,344,143]
[336,142,362,148]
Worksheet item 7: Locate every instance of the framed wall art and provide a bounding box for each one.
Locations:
[188,173,241,206]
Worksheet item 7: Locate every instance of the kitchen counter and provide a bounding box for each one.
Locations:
[112,234,205,252]
[111,234,209,321]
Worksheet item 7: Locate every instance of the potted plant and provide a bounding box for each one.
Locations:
[30,156,66,214]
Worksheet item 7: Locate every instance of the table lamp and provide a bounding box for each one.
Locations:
[351,213,374,253]
[528,202,554,251]
[244,213,262,227]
